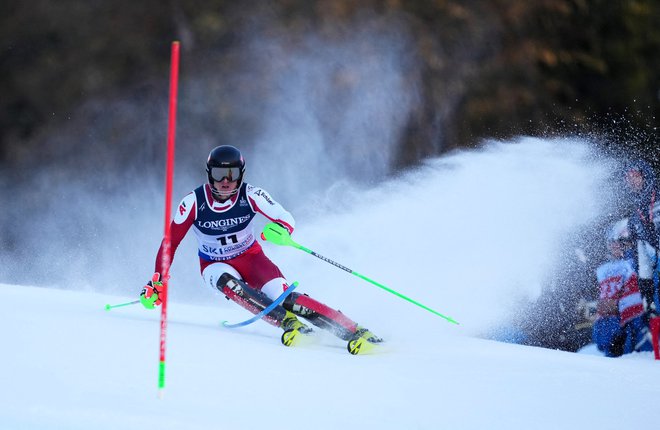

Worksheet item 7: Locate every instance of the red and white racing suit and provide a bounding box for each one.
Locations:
[153,181,360,337]
[154,182,294,299]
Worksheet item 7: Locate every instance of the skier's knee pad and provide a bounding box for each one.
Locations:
[204,262,241,293]
[217,272,242,295]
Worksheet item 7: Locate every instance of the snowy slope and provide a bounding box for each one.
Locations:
[1,283,657,430]
[3,138,659,429]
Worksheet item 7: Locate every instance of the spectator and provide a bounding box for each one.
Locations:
[592,219,653,357]
[622,159,659,316]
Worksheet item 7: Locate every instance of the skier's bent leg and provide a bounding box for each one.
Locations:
[283,292,381,342]
[216,272,283,327]
[216,273,310,333]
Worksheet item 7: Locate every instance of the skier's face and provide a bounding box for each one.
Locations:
[213,177,238,200]
[625,169,644,193]
[608,239,632,259]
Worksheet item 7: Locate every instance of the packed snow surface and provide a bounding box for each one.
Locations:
[1,284,657,430]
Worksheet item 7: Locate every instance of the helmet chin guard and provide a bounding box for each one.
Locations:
[211,186,239,199]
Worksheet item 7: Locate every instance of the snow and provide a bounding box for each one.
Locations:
[1,283,657,430]
[2,138,659,429]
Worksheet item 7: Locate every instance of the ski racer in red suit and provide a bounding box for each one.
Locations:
[140,145,382,353]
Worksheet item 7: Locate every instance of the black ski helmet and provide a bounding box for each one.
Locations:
[206,145,246,197]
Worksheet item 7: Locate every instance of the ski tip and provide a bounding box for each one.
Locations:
[347,338,383,355]
[281,329,301,347]
[104,304,111,311]
[281,329,315,347]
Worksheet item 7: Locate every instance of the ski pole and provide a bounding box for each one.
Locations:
[104,300,140,311]
[262,223,459,325]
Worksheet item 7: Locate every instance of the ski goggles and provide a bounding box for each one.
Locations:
[209,166,241,182]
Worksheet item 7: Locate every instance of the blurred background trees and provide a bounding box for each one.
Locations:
[1,0,657,170]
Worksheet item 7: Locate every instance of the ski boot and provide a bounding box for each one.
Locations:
[281,311,313,347]
[347,326,383,355]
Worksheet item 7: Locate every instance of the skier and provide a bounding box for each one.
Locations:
[592,219,653,357]
[140,145,382,354]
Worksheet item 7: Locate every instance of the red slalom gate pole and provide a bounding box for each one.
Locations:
[651,317,660,360]
[158,41,180,398]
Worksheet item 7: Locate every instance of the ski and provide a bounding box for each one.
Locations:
[219,276,384,355]
[280,328,383,355]
[348,327,384,355]
[281,328,315,347]
[347,337,381,355]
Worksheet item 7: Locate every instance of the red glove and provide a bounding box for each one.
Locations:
[140,273,163,309]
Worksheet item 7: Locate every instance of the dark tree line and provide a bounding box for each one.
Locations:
[1,0,658,169]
